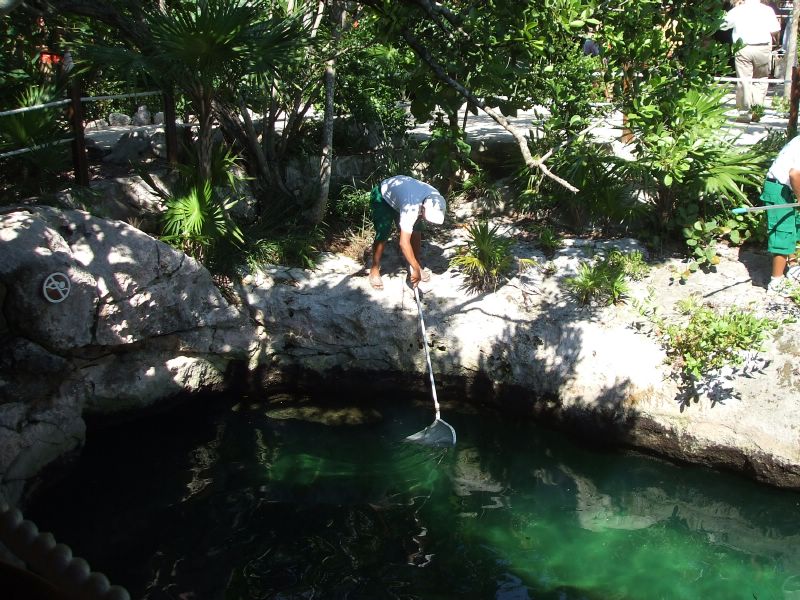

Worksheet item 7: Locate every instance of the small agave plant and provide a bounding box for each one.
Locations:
[450,220,513,292]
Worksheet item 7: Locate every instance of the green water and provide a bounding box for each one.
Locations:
[26,393,800,600]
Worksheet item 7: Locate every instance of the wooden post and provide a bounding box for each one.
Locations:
[789,65,800,138]
[68,80,89,186]
[163,88,179,166]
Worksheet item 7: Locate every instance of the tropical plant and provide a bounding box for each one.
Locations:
[0,82,71,199]
[245,223,324,270]
[530,224,563,257]
[661,298,778,380]
[162,179,244,265]
[565,249,648,306]
[421,113,478,193]
[565,260,628,306]
[450,220,513,292]
[771,95,791,117]
[460,168,502,206]
[79,0,308,189]
[329,184,373,223]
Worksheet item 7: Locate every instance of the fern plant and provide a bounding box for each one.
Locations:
[450,220,513,292]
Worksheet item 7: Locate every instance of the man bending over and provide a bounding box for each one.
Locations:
[369,175,446,290]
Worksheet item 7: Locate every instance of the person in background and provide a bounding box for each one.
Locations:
[761,136,800,296]
[582,36,601,57]
[368,175,446,290]
[719,0,781,123]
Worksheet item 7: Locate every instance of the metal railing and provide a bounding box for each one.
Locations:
[0,86,178,184]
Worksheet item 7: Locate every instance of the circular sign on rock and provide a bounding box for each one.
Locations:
[42,272,71,303]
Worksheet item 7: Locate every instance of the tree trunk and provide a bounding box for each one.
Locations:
[784,0,800,99]
[198,91,214,182]
[307,1,345,225]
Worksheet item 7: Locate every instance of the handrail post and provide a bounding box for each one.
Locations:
[68,79,89,186]
[163,87,179,166]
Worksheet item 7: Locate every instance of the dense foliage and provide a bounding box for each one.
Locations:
[0,0,786,273]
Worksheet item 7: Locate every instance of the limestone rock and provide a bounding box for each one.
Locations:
[132,105,152,126]
[103,128,151,164]
[107,112,131,127]
[85,119,108,131]
[0,207,254,501]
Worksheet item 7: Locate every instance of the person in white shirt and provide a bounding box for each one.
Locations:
[720,0,780,122]
[368,175,446,290]
[761,136,800,295]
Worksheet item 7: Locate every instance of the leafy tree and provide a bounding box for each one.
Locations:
[79,0,307,182]
[359,0,601,192]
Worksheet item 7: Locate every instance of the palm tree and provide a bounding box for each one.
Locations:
[86,0,308,182]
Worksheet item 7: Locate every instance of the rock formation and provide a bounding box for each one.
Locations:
[1,206,799,511]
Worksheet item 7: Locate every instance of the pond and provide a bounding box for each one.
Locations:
[26,390,800,600]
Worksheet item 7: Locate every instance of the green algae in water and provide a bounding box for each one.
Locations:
[26,396,800,600]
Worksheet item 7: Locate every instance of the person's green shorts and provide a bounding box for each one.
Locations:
[370,185,424,242]
[760,179,800,255]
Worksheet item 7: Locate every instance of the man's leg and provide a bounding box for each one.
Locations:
[369,185,394,290]
[772,254,789,278]
[734,49,754,114]
[370,240,387,289]
[764,180,797,293]
[750,44,772,109]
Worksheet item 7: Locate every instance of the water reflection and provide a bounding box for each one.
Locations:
[26,394,800,600]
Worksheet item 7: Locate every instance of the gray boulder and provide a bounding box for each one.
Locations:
[132,105,152,126]
[107,112,131,127]
[0,207,256,504]
[103,128,151,164]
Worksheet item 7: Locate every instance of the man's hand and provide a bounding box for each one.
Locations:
[409,264,422,288]
[399,229,422,288]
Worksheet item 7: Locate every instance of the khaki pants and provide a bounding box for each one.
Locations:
[735,44,772,111]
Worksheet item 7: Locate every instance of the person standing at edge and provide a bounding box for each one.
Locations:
[369,175,446,290]
[761,136,800,296]
[719,0,780,123]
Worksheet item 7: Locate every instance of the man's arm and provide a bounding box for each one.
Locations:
[788,168,800,200]
[398,229,422,286]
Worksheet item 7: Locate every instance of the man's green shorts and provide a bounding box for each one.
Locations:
[760,179,800,255]
[370,185,424,242]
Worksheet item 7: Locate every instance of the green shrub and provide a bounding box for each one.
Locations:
[245,225,324,271]
[565,249,649,306]
[530,224,563,256]
[622,88,764,240]
[450,220,513,292]
[330,184,372,224]
[0,83,71,199]
[662,300,778,380]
